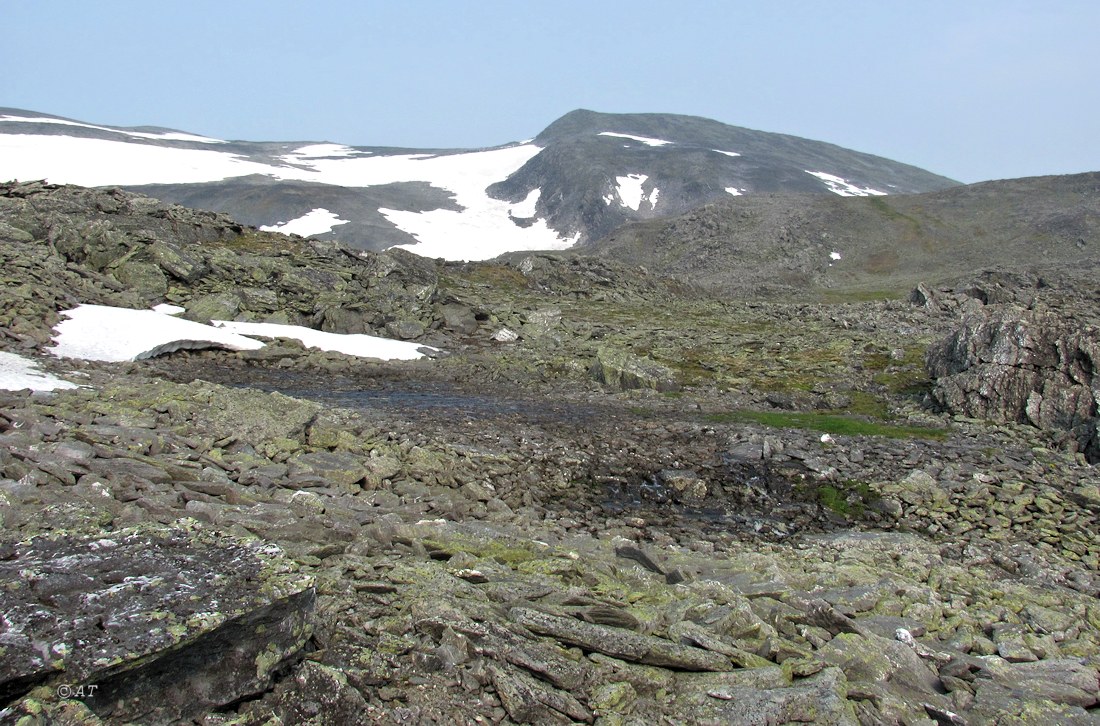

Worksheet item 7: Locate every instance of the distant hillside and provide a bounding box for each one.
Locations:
[1,107,957,260]
[490,109,959,243]
[578,172,1100,296]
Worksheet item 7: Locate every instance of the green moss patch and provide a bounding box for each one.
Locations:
[704,409,949,439]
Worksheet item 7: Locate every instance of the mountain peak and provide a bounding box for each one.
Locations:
[1,107,959,260]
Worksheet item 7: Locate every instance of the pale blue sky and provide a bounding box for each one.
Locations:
[3,1,1098,183]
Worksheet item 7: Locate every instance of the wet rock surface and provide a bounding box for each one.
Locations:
[2,182,1100,723]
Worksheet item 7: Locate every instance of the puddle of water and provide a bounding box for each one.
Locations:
[224,371,597,423]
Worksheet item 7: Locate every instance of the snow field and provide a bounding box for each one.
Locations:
[0,351,78,391]
[49,304,439,363]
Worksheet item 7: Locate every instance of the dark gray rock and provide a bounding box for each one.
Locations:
[0,524,314,723]
[928,305,1100,459]
[440,303,479,335]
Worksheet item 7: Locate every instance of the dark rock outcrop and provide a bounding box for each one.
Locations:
[927,304,1100,460]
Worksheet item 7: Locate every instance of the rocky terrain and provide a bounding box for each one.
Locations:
[581,172,1100,296]
[1,180,1099,724]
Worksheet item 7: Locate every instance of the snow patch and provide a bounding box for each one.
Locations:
[830,251,842,261]
[49,304,441,363]
[0,114,225,143]
[613,174,660,211]
[261,208,350,237]
[50,305,265,362]
[615,174,648,211]
[509,188,540,218]
[0,351,78,391]
[712,149,741,157]
[282,143,362,160]
[598,132,673,147]
[152,303,186,315]
[212,320,436,361]
[805,171,887,197]
[0,134,279,185]
[725,187,745,196]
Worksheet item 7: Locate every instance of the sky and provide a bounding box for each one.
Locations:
[3,1,1098,184]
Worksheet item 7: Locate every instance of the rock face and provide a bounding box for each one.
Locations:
[927,304,1100,460]
[0,525,314,723]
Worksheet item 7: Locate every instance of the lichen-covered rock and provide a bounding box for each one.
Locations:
[111,259,168,299]
[676,667,858,725]
[0,523,315,724]
[510,607,730,671]
[182,291,241,323]
[591,346,680,393]
[657,468,708,503]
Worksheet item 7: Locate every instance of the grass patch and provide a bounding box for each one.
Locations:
[459,264,529,291]
[221,230,297,254]
[815,480,878,518]
[867,344,934,396]
[844,391,891,419]
[704,409,948,439]
[819,288,905,303]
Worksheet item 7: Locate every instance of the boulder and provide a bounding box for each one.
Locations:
[287,451,367,492]
[676,667,858,726]
[386,319,427,340]
[522,307,562,337]
[591,346,680,393]
[657,468,708,503]
[147,239,207,283]
[440,303,479,335]
[111,260,168,299]
[182,292,241,323]
[510,607,730,671]
[0,525,314,723]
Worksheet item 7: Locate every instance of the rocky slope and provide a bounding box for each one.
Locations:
[1,107,958,259]
[1,182,1099,724]
[485,109,958,243]
[580,172,1100,296]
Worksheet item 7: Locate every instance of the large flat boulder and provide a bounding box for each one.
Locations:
[0,524,315,724]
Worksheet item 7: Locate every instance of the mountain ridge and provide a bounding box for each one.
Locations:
[577,170,1100,296]
[1,106,960,260]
